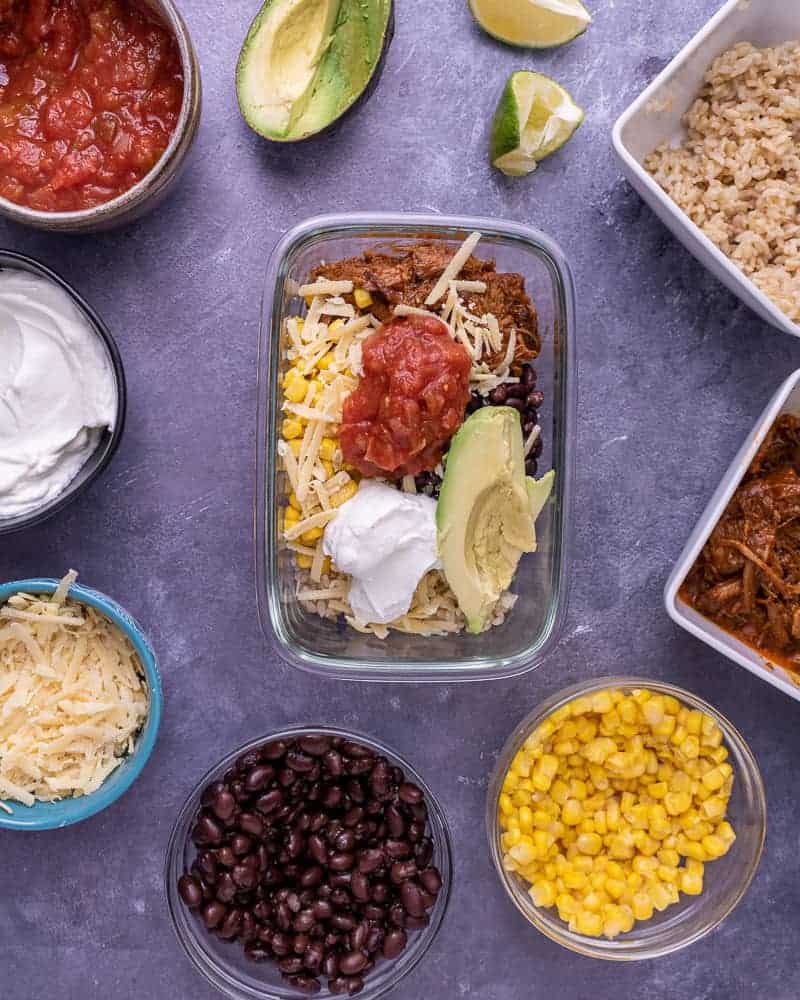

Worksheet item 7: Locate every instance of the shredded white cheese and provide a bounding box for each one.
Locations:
[498,327,517,375]
[319,300,355,319]
[425,231,482,306]
[0,573,149,810]
[299,280,354,298]
[394,304,445,322]
[524,424,542,458]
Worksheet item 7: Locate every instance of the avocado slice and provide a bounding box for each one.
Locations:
[236,0,394,142]
[527,469,556,526]
[436,408,554,634]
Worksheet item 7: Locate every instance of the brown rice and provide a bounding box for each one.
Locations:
[645,41,800,322]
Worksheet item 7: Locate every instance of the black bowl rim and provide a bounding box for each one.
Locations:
[0,250,127,534]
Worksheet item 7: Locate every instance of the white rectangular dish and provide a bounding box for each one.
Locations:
[665,368,800,703]
[612,0,800,339]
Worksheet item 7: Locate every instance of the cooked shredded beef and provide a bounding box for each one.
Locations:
[680,414,800,675]
[311,243,540,372]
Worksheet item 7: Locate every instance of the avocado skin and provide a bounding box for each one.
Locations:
[292,0,394,141]
[236,0,394,143]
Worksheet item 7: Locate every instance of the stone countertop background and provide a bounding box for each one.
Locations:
[1,1,798,997]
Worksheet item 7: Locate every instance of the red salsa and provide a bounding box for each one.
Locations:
[0,0,184,211]
[340,315,472,479]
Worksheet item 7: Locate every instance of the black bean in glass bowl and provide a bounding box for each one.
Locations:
[417,362,544,500]
[466,362,543,474]
[165,728,453,1000]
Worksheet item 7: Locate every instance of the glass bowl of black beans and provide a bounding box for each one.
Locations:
[166,728,452,999]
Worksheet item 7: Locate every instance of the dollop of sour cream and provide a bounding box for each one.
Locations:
[0,271,117,519]
[323,481,440,625]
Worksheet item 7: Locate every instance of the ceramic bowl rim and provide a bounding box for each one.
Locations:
[0,250,127,534]
[664,368,800,702]
[610,0,800,339]
[0,578,162,830]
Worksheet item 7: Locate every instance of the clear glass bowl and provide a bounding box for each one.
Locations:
[165,726,453,1000]
[485,677,766,960]
[255,213,577,682]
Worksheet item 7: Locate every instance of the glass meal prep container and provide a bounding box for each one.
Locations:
[255,213,577,682]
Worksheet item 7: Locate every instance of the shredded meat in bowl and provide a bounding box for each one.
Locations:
[680,414,800,675]
[311,243,541,373]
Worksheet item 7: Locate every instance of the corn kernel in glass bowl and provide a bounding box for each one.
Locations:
[487,678,766,960]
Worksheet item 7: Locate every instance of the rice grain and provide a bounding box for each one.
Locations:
[645,41,800,322]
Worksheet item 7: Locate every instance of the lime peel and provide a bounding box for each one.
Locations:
[470,0,592,50]
[491,71,584,178]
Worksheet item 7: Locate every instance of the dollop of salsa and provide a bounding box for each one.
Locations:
[340,315,472,479]
[0,0,184,212]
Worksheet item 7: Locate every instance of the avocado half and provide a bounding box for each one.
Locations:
[236,0,394,142]
[436,407,554,634]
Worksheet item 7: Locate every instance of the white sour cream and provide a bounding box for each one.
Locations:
[0,271,117,519]
[323,480,441,625]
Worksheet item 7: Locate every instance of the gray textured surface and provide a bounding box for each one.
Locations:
[1,1,799,997]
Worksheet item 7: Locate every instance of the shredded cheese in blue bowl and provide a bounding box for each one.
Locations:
[0,575,162,831]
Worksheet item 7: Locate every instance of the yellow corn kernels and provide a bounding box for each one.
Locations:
[701,835,728,860]
[573,911,603,937]
[330,481,358,507]
[701,796,727,821]
[282,419,304,440]
[284,370,308,403]
[650,883,674,912]
[680,868,704,896]
[354,288,373,309]
[577,832,603,856]
[498,688,736,942]
[530,881,556,907]
[632,892,654,921]
[665,790,692,816]
[591,691,614,714]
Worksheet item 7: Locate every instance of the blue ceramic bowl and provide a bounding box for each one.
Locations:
[0,579,162,830]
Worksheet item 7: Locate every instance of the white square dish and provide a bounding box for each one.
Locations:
[612,0,800,339]
[665,368,800,703]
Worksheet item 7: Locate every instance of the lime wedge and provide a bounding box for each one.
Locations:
[490,71,584,177]
[470,0,591,49]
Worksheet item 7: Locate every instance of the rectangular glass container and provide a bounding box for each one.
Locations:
[255,213,577,682]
